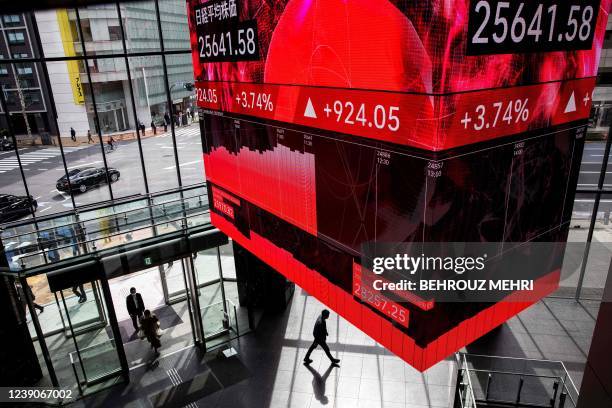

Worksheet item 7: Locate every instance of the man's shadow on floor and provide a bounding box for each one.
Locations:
[304,363,336,405]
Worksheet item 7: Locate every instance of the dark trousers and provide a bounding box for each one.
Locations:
[72,284,86,300]
[130,313,143,330]
[305,338,334,361]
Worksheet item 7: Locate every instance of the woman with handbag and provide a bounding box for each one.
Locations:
[140,309,162,356]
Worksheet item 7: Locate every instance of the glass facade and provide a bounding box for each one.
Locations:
[0,0,609,401]
[0,0,607,303]
[0,0,199,221]
[0,2,244,397]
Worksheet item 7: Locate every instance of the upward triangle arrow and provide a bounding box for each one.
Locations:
[564,92,576,113]
[304,98,317,119]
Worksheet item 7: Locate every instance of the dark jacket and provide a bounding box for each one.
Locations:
[126,293,144,315]
[141,315,161,348]
[313,316,328,340]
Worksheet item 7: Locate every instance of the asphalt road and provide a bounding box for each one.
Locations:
[0,123,205,218]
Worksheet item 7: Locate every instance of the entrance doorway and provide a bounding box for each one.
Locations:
[21,240,247,397]
[104,246,245,369]
[107,262,194,367]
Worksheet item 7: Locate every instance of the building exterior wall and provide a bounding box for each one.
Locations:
[0,12,56,138]
[35,10,89,139]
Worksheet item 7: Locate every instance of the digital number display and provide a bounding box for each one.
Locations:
[196,20,259,62]
[460,98,529,131]
[353,281,410,328]
[467,0,600,55]
[324,101,400,132]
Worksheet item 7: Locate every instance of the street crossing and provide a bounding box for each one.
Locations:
[0,146,89,174]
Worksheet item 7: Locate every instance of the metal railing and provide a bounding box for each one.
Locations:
[1,184,210,271]
[456,353,579,408]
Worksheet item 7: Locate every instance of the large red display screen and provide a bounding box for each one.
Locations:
[188,0,609,371]
[189,0,609,149]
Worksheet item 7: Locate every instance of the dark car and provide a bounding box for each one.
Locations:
[56,167,120,193]
[0,194,37,223]
[0,137,14,151]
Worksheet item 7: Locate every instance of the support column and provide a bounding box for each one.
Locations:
[0,243,42,385]
[233,241,295,317]
[576,262,612,407]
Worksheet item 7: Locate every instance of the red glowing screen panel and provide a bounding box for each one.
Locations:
[188,0,609,149]
[188,0,608,370]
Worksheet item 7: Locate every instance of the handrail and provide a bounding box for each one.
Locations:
[460,352,579,407]
[5,200,210,268]
[3,200,209,265]
[1,187,207,239]
[0,182,207,232]
[462,353,567,365]
[9,209,211,270]
[468,368,565,380]
[67,194,205,239]
[559,361,579,406]
[462,353,478,408]
[1,190,207,241]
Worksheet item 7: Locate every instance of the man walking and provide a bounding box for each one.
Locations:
[72,284,87,303]
[87,130,93,144]
[304,309,340,365]
[25,284,44,313]
[164,112,170,132]
[126,287,145,331]
[70,127,76,142]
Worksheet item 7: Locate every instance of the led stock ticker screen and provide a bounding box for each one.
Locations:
[189,0,609,370]
[467,0,601,54]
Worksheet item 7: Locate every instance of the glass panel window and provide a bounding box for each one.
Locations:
[159,0,190,51]
[120,1,161,53]
[129,55,180,193]
[3,14,22,25]
[16,66,33,75]
[108,25,122,41]
[7,31,26,44]
[168,56,202,186]
[89,58,146,199]
[76,4,123,56]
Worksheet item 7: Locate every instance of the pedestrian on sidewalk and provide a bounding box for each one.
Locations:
[304,309,340,365]
[70,127,76,142]
[72,284,87,303]
[25,284,44,313]
[164,112,170,132]
[87,130,93,144]
[151,120,156,135]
